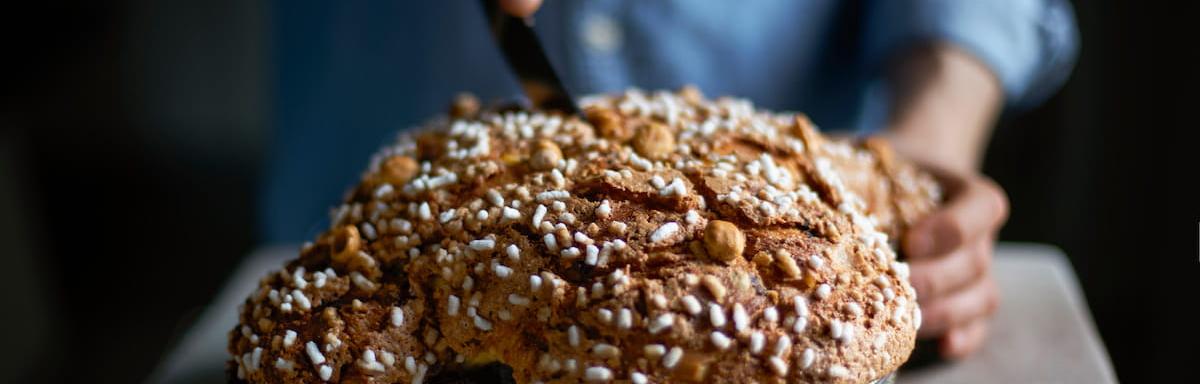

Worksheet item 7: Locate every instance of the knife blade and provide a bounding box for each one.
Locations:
[479,0,580,114]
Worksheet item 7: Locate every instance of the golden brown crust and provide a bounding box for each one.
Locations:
[228,88,939,383]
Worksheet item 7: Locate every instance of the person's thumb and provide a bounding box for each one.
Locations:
[500,0,544,18]
[904,174,1008,258]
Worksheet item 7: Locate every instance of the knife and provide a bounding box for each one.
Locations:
[480,0,581,114]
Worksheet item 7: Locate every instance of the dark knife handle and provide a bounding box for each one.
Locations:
[480,0,580,114]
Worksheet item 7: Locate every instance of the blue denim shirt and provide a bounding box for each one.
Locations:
[263,0,1078,242]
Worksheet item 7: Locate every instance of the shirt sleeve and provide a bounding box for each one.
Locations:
[864,0,1079,110]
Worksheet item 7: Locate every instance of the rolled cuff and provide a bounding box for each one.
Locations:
[865,0,1079,110]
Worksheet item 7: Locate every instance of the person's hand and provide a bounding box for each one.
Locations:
[903,164,1008,359]
[499,0,543,18]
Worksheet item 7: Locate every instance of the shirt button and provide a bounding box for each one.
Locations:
[582,13,622,54]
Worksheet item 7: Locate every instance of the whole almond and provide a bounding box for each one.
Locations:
[703,220,745,263]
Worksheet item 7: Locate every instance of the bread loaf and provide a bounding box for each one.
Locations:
[228,87,940,383]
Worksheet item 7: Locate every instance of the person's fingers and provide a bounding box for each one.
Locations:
[500,0,544,17]
[940,318,990,359]
[908,236,992,301]
[916,274,999,338]
[904,172,1008,258]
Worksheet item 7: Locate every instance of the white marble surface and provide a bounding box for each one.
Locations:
[901,243,1116,383]
[148,243,1115,383]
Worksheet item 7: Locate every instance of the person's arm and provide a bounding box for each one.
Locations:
[885,43,1000,173]
[865,0,1077,359]
[882,43,1010,359]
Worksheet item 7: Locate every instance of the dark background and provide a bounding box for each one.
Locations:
[1,1,1195,382]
